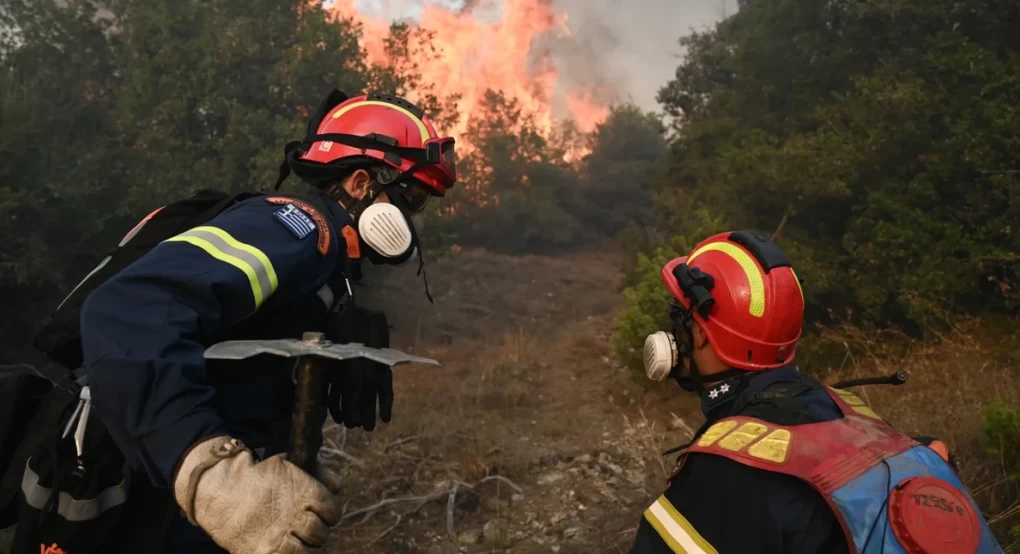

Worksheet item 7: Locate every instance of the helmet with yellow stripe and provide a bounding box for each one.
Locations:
[298,93,456,197]
[662,231,804,371]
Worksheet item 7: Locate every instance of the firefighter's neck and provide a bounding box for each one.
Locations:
[691,324,730,388]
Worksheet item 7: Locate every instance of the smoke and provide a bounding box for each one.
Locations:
[350,0,734,113]
[545,0,733,112]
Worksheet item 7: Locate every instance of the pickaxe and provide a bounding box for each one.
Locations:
[203,332,441,473]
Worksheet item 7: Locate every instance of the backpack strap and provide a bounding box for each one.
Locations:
[190,191,263,229]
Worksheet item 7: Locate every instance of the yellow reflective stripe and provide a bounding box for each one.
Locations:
[718,421,769,451]
[688,242,766,317]
[790,267,805,303]
[164,226,278,309]
[331,100,430,142]
[643,496,718,554]
[697,420,738,447]
[190,226,279,293]
[747,428,793,463]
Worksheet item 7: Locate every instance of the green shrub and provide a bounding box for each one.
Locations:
[613,210,728,371]
[983,400,1020,542]
[984,400,1020,469]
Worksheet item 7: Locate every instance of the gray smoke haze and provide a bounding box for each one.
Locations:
[546,0,734,112]
[354,0,734,113]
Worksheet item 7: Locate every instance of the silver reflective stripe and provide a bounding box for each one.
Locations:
[55,255,112,312]
[164,226,279,308]
[54,210,160,312]
[21,458,130,521]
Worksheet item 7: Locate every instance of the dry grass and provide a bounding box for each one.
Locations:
[320,248,635,552]
[808,319,1020,547]
[321,249,1020,552]
[323,320,625,552]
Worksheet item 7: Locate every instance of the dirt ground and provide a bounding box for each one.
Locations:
[326,248,690,554]
[1,247,1015,554]
[322,248,1020,553]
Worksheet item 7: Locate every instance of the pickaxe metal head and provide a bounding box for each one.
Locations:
[202,332,440,474]
[202,332,442,367]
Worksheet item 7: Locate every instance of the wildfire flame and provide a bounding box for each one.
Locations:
[327,0,610,139]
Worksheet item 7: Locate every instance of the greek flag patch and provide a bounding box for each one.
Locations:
[274,203,316,239]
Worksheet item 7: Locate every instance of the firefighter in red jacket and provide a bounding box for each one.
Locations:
[629,231,1001,554]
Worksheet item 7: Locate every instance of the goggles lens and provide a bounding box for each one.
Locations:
[425,137,457,182]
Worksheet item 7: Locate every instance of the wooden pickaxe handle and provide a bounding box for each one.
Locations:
[202,331,440,475]
[288,355,327,474]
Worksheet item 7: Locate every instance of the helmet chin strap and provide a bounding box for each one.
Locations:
[670,325,746,392]
[325,172,435,304]
[323,175,385,220]
[672,364,746,393]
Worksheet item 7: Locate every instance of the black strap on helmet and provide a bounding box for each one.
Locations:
[276,89,439,303]
[274,90,445,191]
[672,265,716,319]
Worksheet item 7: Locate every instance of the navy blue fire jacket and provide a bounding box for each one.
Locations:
[629,366,851,554]
[79,190,356,553]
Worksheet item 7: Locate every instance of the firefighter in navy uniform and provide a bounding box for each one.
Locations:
[77,91,457,554]
[629,231,1002,554]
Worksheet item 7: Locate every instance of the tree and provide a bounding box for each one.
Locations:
[0,0,402,362]
[637,0,1020,335]
[0,0,121,357]
[431,90,586,254]
[568,104,668,239]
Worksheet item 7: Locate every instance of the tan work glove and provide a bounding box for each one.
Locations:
[173,435,340,554]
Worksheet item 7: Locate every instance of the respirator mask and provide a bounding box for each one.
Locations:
[642,265,723,393]
[643,300,701,391]
[352,179,429,267]
[273,89,456,301]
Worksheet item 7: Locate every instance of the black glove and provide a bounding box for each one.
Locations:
[327,307,393,431]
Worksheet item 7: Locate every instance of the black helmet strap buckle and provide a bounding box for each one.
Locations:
[672,264,716,319]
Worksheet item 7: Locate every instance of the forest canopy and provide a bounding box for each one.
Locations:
[615,0,1020,365]
[0,0,665,361]
[3,0,1019,365]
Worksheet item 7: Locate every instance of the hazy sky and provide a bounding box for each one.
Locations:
[349,0,734,112]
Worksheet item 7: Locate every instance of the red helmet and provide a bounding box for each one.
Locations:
[661,231,805,371]
[299,93,456,197]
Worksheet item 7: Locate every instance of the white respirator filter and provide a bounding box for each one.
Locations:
[643,331,678,382]
[358,203,413,258]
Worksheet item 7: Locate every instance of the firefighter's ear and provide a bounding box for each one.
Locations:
[691,323,711,352]
[342,169,374,200]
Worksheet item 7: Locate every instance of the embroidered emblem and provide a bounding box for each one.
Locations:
[274,203,315,239]
[265,197,332,255]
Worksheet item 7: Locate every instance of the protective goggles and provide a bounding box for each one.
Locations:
[421,136,457,184]
[388,181,433,213]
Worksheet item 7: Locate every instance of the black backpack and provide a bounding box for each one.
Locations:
[32,189,263,371]
[0,188,261,553]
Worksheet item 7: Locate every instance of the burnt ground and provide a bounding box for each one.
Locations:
[324,248,1020,553]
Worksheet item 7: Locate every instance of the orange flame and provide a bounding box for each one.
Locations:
[328,0,609,139]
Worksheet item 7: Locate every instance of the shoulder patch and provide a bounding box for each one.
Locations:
[341,226,361,259]
[274,203,315,239]
[265,197,332,255]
